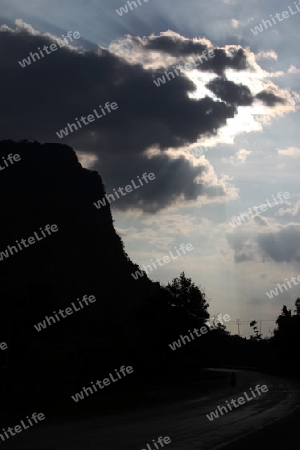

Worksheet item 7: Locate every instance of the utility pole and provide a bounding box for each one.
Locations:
[269,327,273,337]
[237,319,240,336]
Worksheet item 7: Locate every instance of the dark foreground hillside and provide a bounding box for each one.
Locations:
[0,140,166,415]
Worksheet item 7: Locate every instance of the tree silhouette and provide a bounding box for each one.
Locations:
[164,272,209,323]
[250,320,262,340]
[210,316,230,335]
[272,301,300,374]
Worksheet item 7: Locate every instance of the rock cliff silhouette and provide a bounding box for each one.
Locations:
[0,140,160,413]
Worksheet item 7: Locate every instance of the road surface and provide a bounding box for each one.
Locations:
[2,369,299,449]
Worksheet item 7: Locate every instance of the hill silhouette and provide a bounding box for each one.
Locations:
[0,140,166,414]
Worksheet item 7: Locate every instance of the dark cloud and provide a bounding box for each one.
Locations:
[227,225,300,264]
[206,77,253,106]
[256,226,300,262]
[142,34,207,56]
[235,252,254,263]
[255,90,285,106]
[254,215,268,226]
[110,154,227,213]
[0,24,257,212]
[141,35,249,75]
[206,47,248,75]
[226,233,255,263]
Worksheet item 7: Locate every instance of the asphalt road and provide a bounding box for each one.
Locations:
[2,370,299,450]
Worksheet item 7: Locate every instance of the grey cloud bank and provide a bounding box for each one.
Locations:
[1,23,276,212]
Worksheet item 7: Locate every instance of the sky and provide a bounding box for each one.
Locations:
[1,0,300,337]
